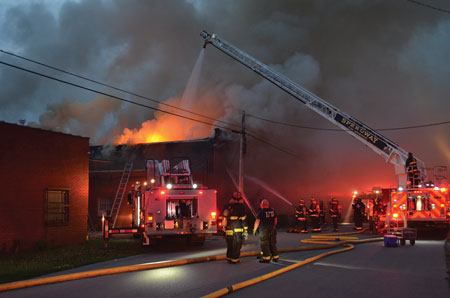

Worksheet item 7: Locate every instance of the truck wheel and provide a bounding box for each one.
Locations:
[187,235,205,246]
[410,239,415,246]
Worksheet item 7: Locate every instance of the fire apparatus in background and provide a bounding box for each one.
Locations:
[200,30,449,234]
[354,176,449,235]
[106,159,218,246]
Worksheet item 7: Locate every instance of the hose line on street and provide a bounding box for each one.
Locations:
[0,229,382,293]
[201,229,383,298]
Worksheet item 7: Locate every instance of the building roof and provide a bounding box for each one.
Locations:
[0,120,89,140]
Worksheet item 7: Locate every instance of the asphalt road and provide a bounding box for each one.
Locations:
[1,225,449,298]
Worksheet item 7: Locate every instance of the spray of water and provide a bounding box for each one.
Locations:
[342,199,354,224]
[225,168,257,217]
[246,175,294,207]
[179,48,205,134]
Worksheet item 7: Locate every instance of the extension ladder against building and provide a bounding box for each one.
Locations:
[110,160,133,228]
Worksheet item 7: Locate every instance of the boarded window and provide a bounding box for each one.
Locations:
[46,189,70,226]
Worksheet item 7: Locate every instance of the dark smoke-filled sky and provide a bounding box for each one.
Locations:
[1,0,449,212]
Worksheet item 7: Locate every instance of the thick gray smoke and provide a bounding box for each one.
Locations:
[1,0,450,211]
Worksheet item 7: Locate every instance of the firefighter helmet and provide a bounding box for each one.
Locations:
[232,192,242,199]
[299,199,305,204]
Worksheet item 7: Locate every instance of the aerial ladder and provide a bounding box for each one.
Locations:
[201,30,426,188]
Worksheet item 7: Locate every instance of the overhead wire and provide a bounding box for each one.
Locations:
[0,60,234,132]
[0,56,302,159]
[0,52,305,158]
[247,113,450,131]
[5,50,448,134]
[4,50,447,161]
[0,49,241,130]
[245,130,301,159]
[406,0,450,14]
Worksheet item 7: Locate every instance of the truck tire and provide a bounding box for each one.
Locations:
[410,239,415,246]
[187,235,205,246]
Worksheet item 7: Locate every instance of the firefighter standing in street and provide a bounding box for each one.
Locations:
[352,197,365,230]
[222,192,248,264]
[253,199,279,263]
[309,197,321,232]
[329,198,341,232]
[319,200,326,228]
[295,199,309,233]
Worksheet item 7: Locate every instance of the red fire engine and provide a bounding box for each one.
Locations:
[105,159,218,246]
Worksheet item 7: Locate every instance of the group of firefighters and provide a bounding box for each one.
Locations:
[218,152,421,264]
[220,192,369,264]
[293,197,343,233]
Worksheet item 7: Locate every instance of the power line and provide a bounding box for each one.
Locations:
[247,114,341,131]
[0,60,234,132]
[406,0,450,14]
[0,49,241,130]
[246,130,301,159]
[247,113,450,132]
[0,58,301,159]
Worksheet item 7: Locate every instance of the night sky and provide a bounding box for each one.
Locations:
[1,0,449,211]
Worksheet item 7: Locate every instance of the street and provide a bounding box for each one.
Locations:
[1,225,448,298]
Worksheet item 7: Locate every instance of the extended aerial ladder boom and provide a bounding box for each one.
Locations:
[201,30,426,187]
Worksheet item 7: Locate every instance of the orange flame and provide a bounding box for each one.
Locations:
[114,101,214,145]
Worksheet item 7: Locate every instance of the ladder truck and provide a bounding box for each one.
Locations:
[200,30,449,233]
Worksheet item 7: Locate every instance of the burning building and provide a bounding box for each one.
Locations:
[88,128,242,230]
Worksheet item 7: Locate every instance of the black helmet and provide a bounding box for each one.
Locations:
[232,192,242,199]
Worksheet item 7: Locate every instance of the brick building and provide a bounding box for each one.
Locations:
[0,121,89,252]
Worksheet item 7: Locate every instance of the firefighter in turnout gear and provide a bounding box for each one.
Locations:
[352,197,365,230]
[329,198,341,232]
[319,200,326,228]
[222,192,248,264]
[295,199,309,233]
[309,197,321,232]
[405,152,420,187]
[253,199,279,263]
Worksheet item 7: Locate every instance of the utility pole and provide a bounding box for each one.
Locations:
[238,111,246,194]
[237,111,257,217]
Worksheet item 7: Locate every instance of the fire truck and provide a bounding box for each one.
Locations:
[107,159,218,246]
[381,170,449,233]
[200,30,449,233]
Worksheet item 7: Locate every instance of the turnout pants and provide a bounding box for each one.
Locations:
[354,214,363,230]
[225,221,244,263]
[310,214,321,231]
[297,217,308,232]
[331,215,338,231]
[259,228,279,261]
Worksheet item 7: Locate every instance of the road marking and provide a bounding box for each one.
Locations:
[314,262,369,271]
[270,259,304,267]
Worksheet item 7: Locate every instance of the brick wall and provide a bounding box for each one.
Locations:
[0,122,89,252]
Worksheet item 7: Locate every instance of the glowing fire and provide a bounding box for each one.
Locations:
[114,100,215,145]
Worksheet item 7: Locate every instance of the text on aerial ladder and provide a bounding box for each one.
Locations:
[335,113,388,151]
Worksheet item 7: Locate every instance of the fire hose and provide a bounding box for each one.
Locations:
[201,229,383,298]
[0,229,382,293]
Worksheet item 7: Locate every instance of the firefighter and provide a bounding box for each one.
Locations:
[309,197,321,232]
[319,200,326,228]
[222,192,248,264]
[352,197,365,230]
[405,152,420,187]
[295,199,309,233]
[253,199,279,263]
[329,198,340,232]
